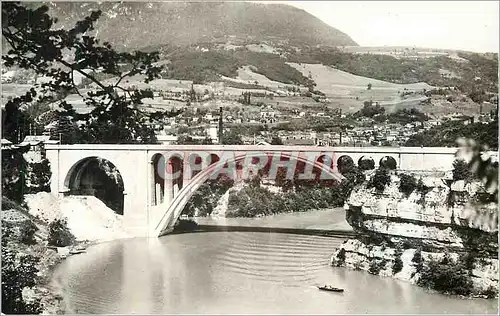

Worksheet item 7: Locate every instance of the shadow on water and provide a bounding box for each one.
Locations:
[172,224,356,238]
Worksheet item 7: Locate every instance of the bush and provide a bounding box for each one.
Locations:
[26,159,51,194]
[368,168,391,192]
[358,158,375,171]
[399,173,418,196]
[20,220,38,245]
[48,219,75,247]
[417,254,473,296]
[412,248,424,272]
[1,246,42,314]
[336,248,346,265]
[173,219,198,232]
[452,159,472,181]
[392,248,404,274]
[482,286,498,299]
[380,156,397,170]
[368,259,386,275]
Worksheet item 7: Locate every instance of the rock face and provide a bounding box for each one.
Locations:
[331,171,498,297]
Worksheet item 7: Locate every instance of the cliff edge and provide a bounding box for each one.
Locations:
[331,170,498,298]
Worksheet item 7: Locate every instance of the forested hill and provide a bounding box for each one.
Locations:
[44,1,357,49]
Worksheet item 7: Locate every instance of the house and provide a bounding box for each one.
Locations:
[256,140,271,146]
[1,138,14,149]
[260,106,278,119]
[19,135,59,162]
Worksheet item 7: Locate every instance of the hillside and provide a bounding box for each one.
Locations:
[44,2,357,49]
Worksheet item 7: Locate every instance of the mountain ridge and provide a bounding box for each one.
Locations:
[45,1,358,50]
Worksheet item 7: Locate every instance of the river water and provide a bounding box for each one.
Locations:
[52,209,497,314]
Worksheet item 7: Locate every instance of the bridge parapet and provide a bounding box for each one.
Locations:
[43,145,495,237]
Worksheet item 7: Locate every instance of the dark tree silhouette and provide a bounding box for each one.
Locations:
[2,2,181,144]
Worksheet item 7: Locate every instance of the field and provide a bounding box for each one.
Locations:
[287,62,434,112]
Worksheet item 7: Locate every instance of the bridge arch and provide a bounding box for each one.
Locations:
[358,156,375,171]
[64,156,125,215]
[154,152,345,236]
[380,156,398,170]
[336,155,355,175]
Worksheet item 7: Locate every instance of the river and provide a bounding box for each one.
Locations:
[52,209,497,314]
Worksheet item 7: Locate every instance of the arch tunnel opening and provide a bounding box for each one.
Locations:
[65,157,125,215]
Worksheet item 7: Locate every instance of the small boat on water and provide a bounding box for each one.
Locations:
[317,285,344,292]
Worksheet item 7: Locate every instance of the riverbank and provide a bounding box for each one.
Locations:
[2,192,136,314]
[50,217,497,314]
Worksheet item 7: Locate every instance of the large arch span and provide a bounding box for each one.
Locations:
[153,152,345,236]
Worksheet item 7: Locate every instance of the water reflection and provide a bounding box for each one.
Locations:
[52,210,498,314]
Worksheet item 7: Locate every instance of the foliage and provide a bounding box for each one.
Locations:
[47,218,75,247]
[226,179,351,218]
[166,49,313,86]
[48,113,82,144]
[358,157,375,171]
[380,156,397,170]
[288,47,498,97]
[417,253,473,296]
[399,173,418,197]
[26,159,51,194]
[2,146,29,203]
[1,223,42,314]
[1,246,42,314]
[182,176,234,216]
[1,98,34,143]
[482,286,499,299]
[387,108,429,125]
[336,248,346,265]
[392,248,404,274]
[404,120,498,149]
[355,101,385,118]
[452,159,472,182]
[2,2,180,144]
[238,92,251,105]
[367,168,391,193]
[173,219,198,232]
[2,218,38,246]
[412,248,424,272]
[177,135,213,145]
[221,130,243,145]
[270,136,283,145]
[368,259,386,275]
[457,139,499,202]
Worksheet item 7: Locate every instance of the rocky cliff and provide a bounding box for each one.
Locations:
[331,170,498,297]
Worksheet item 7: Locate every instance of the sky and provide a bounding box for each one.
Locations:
[257,1,499,53]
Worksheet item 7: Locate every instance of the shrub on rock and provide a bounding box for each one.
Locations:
[48,218,75,247]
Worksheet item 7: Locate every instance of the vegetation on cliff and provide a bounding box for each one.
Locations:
[404,119,498,149]
[182,156,366,218]
[333,154,499,298]
[1,197,78,314]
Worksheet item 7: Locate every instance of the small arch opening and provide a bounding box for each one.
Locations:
[380,156,397,170]
[337,155,355,175]
[358,156,375,171]
[152,153,165,205]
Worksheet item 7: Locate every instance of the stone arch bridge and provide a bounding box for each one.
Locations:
[45,144,461,237]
